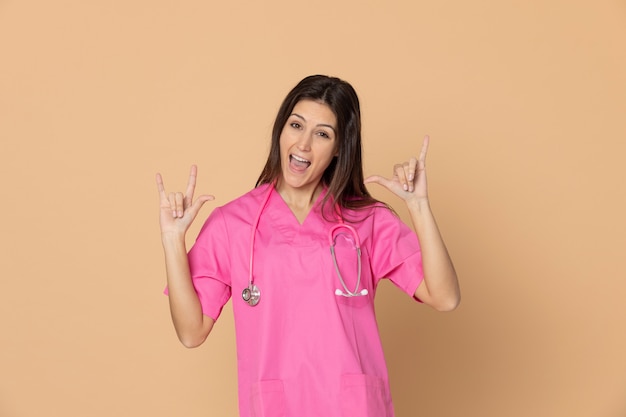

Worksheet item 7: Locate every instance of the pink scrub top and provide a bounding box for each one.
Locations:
[182,183,423,417]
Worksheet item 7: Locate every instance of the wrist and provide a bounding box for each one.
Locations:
[161,230,187,246]
[406,196,431,213]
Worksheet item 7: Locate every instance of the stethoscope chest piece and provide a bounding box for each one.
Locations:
[242,284,261,306]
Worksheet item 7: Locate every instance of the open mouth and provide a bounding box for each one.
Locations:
[290,154,311,170]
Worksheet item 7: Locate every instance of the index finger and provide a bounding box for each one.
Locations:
[184,165,198,205]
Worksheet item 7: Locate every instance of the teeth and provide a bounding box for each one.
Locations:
[291,155,310,163]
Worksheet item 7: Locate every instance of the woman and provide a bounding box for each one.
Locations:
[157,75,460,417]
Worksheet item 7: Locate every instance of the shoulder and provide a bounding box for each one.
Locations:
[215,183,270,220]
[342,202,398,226]
[345,203,413,243]
[194,185,269,247]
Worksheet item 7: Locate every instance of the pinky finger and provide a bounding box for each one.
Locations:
[156,173,167,200]
[419,135,430,164]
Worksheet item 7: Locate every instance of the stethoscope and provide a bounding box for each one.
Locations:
[329,223,368,298]
[242,185,367,307]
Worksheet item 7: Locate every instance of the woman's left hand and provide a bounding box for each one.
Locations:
[365,135,430,203]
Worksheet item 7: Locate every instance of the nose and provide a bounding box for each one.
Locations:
[296,131,312,152]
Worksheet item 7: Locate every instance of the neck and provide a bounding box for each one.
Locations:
[276,180,324,211]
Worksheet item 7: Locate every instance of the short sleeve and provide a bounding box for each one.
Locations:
[164,207,232,321]
[369,207,424,299]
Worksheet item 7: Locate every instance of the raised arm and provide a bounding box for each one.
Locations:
[365,136,460,311]
[157,165,216,347]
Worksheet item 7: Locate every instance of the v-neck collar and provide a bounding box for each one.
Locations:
[271,185,329,227]
[257,185,333,247]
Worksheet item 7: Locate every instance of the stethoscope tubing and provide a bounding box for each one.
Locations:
[328,223,366,297]
[244,183,274,306]
[244,184,367,306]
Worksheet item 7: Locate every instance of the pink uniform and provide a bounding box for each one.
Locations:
[182,183,423,417]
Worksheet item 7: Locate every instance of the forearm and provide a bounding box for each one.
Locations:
[408,198,460,311]
[162,232,214,347]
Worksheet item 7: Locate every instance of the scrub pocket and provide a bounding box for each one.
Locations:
[340,374,392,417]
[250,380,286,417]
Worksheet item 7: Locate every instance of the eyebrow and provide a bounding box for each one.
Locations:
[291,113,337,134]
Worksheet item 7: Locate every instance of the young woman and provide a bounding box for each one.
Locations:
[157,75,460,417]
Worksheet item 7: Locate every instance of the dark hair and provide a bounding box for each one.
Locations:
[256,75,385,219]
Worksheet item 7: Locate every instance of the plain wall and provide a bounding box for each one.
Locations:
[1,1,625,416]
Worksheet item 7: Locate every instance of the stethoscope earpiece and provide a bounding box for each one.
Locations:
[335,288,368,297]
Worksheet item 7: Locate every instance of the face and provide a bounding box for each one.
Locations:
[278,99,338,195]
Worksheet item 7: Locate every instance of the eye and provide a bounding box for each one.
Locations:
[290,122,302,129]
[317,131,331,139]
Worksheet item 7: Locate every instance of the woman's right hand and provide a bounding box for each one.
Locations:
[156,165,214,236]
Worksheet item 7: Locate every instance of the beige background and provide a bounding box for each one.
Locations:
[1,0,625,416]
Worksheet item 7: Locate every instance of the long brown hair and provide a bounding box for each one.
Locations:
[256,75,387,220]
